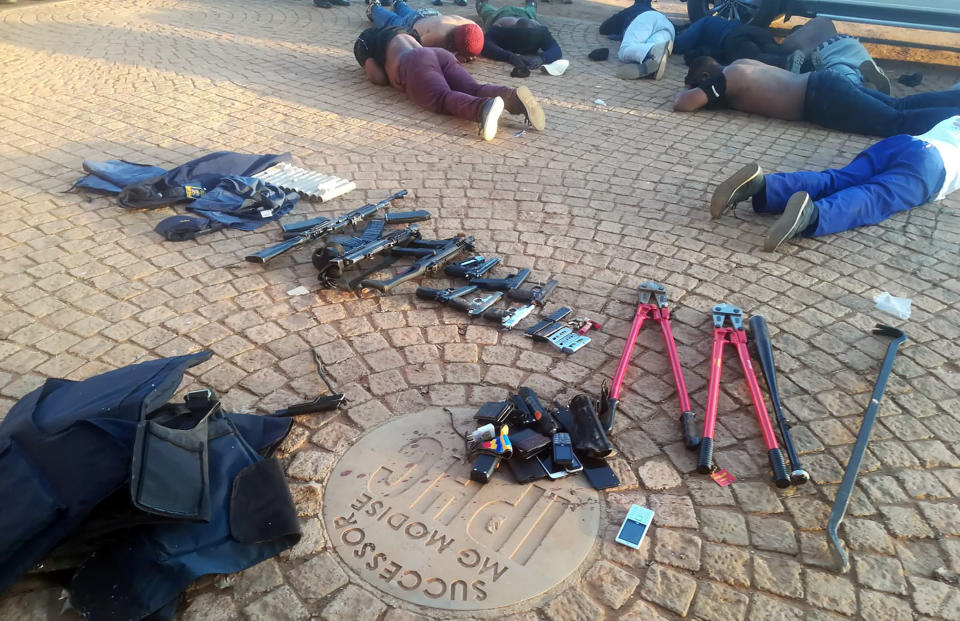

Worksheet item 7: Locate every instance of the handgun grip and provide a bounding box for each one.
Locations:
[447,297,472,312]
[480,307,508,320]
[415,287,443,300]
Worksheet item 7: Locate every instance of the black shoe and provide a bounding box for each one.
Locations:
[314,0,332,7]
[710,163,764,219]
[454,0,467,5]
[765,192,816,252]
[381,0,392,6]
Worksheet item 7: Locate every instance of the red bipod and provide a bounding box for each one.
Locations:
[605,282,699,446]
[698,303,790,488]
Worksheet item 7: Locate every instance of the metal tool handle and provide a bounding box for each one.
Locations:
[828,325,907,574]
[749,315,809,485]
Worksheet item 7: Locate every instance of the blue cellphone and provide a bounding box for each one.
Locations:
[615,505,654,549]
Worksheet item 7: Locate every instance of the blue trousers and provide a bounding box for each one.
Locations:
[753,135,946,236]
[372,1,432,29]
[805,70,960,137]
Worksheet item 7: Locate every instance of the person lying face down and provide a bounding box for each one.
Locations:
[709,115,960,252]
[475,0,563,75]
[367,0,485,62]
[674,16,802,71]
[598,0,676,81]
[355,25,545,141]
[776,17,889,93]
[674,56,960,138]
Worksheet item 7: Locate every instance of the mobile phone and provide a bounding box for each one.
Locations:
[615,505,654,550]
[564,451,582,474]
[507,455,548,484]
[510,428,551,460]
[582,457,620,490]
[552,432,574,466]
[470,453,501,484]
[474,401,513,425]
[537,453,570,479]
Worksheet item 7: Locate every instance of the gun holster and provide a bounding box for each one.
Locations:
[568,394,614,459]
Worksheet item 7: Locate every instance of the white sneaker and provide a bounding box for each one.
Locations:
[478,96,504,141]
[541,59,569,76]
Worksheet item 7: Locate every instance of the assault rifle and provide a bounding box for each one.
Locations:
[244,190,410,263]
[362,235,476,293]
[315,224,422,289]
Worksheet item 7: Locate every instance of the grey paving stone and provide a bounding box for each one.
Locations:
[243,586,310,621]
[320,584,386,621]
[287,553,348,600]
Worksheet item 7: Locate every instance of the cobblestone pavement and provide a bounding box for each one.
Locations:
[1,0,959,619]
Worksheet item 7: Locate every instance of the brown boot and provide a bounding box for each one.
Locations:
[504,86,545,130]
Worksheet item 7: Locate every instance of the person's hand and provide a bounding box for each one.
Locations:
[519,54,543,70]
[509,53,527,69]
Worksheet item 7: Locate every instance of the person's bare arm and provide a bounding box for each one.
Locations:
[364,58,389,86]
[674,88,708,112]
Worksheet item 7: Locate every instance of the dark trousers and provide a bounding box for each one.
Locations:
[754,135,945,236]
[722,25,787,68]
[397,48,515,122]
[805,70,960,137]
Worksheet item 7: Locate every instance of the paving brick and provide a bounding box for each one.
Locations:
[641,564,698,617]
[691,581,749,621]
[805,570,857,616]
[541,587,605,621]
[288,553,349,600]
[652,528,702,571]
[243,586,309,621]
[702,543,752,588]
[700,509,750,546]
[636,458,682,490]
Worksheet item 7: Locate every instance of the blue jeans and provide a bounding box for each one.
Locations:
[372,1,435,29]
[812,35,873,86]
[804,70,960,137]
[754,135,945,236]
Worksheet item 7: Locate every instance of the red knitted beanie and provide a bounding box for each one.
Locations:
[454,23,484,58]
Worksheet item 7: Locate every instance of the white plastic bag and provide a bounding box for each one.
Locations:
[873,292,911,320]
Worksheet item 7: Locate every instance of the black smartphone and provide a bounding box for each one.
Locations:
[565,451,583,474]
[507,455,548,484]
[510,428,551,460]
[474,400,512,425]
[552,432,574,466]
[582,457,620,490]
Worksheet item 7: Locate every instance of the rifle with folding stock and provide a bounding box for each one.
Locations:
[244,190,410,263]
[314,224,423,290]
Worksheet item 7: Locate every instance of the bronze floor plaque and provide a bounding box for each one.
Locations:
[322,408,601,611]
